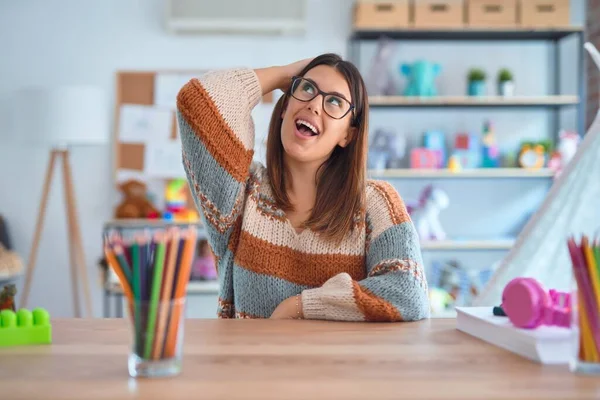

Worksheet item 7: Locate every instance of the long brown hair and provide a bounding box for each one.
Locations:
[266,53,369,244]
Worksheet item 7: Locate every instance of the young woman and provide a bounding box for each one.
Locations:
[177,54,430,321]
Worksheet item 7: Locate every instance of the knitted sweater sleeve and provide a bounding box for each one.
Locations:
[176,68,262,258]
[300,181,430,322]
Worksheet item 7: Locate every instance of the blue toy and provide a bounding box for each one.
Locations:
[401,61,441,97]
[481,120,500,168]
[423,131,447,168]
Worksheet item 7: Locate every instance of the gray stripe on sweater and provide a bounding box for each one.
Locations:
[179,113,245,218]
[216,248,236,303]
[358,273,430,321]
[367,222,424,272]
[233,265,311,318]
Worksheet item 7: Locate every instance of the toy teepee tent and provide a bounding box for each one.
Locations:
[473,43,600,306]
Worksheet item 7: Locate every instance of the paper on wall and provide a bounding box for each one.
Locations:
[143,140,186,179]
[154,73,199,109]
[119,104,172,143]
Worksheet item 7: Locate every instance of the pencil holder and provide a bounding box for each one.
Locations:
[568,236,600,375]
[127,297,186,378]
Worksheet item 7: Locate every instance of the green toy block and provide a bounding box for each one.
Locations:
[0,308,52,347]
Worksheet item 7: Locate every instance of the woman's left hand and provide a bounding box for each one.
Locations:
[270,295,304,319]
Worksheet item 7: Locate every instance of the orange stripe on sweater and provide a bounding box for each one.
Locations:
[369,181,410,225]
[177,78,253,182]
[352,281,402,322]
[234,230,366,287]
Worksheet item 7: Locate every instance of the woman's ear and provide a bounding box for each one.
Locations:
[338,127,357,148]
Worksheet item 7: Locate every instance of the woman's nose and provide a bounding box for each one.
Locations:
[307,96,322,115]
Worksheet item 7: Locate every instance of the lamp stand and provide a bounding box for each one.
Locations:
[19,149,93,317]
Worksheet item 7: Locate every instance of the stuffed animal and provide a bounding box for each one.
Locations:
[407,185,449,241]
[0,284,16,311]
[114,180,161,219]
[549,130,581,176]
[401,61,441,97]
[365,37,398,96]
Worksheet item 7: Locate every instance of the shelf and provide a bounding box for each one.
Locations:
[351,27,584,41]
[421,239,515,251]
[369,168,555,179]
[103,219,203,230]
[106,280,219,295]
[368,95,579,108]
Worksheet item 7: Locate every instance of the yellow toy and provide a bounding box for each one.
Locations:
[518,143,546,169]
[164,179,199,222]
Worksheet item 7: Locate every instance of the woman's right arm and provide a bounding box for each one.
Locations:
[176,61,310,256]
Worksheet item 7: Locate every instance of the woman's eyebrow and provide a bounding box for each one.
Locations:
[305,78,351,102]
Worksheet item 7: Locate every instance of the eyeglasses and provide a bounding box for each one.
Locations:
[290,76,355,120]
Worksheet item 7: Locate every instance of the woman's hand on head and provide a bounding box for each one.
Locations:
[255,58,314,95]
[270,294,304,319]
[278,58,314,91]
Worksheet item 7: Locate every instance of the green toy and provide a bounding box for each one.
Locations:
[0,308,51,347]
[401,61,441,97]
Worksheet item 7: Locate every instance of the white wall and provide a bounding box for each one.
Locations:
[0,0,585,317]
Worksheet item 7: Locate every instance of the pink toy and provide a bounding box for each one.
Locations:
[501,277,571,329]
[410,148,438,169]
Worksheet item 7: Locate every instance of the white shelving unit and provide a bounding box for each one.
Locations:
[369,168,555,179]
[421,239,515,251]
[369,95,579,108]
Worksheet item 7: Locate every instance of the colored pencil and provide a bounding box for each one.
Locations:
[568,235,600,364]
[152,228,180,359]
[144,233,167,359]
[164,227,197,358]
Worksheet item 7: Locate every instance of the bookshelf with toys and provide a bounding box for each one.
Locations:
[350,0,583,316]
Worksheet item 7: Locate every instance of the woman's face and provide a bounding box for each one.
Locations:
[280,65,355,166]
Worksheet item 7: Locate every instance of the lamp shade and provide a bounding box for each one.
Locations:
[12,85,109,147]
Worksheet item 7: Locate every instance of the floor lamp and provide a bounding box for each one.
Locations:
[13,85,109,317]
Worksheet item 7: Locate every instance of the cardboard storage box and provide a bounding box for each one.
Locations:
[414,0,465,28]
[467,0,517,27]
[354,0,411,29]
[519,0,570,27]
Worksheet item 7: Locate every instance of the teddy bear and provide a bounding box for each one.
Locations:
[114,179,161,219]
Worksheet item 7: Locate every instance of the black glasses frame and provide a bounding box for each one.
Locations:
[289,76,355,121]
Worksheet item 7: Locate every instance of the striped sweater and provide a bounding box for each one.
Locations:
[177,68,430,321]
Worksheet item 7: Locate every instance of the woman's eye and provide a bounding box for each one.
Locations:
[327,96,342,107]
[302,83,315,93]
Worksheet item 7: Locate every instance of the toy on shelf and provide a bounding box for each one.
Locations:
[164,179,199,222]
[401,60,441,97]
[0,284,16,311]
[447,155,462,172]
[450,132,480,169]
[429,260,495,307]
[518,142,546,169]
[423,130,446,168]
[481,120,500,168]
[115,180,161,219]
[191,239,217,281]
[410,148,438,169]
[365,37,397,96]
[407,185,449,241]
[429,287,454,315]
[368,128,406,170]
[0,307,52,347]
[548,130,581,176]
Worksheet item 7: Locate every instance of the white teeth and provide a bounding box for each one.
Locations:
[297,119,318,135]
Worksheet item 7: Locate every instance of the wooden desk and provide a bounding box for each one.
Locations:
[1,319,599,399]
